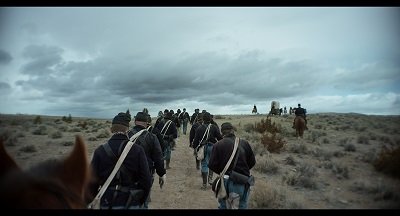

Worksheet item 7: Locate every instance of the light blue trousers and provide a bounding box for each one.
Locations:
[217,179,250,209]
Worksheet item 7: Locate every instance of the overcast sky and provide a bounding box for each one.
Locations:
[0,7,399,119]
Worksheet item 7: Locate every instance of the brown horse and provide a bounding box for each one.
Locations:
[294,116,306,138]
[0,135,93,209]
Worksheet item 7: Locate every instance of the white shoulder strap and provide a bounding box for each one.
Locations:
[198,123,211,145]
[221,137,239,176]
[160,120,172,138]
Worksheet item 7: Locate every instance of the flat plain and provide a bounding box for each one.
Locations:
[1,113,399,209]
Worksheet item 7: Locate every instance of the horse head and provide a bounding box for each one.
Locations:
[0,135,93,209]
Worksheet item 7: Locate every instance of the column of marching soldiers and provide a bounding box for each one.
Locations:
[89,107,223,209]
[90,105,297,209]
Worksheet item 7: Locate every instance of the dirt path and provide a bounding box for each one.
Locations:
[148,131,219,209]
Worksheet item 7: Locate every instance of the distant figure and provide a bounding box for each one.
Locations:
[190,108,200,125]
[252,105,258,114]
[146,112,166,157]
[189,113,204,170]
[179,108,190,135]
[284,106,287,114]
[170,109,180,148]
[175,109,182,136]
[156,111,178,170]
[155,109,169,128]
[292,103,308,130]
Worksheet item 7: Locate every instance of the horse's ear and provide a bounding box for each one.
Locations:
[58,135,91,197]
[0,137,20,178]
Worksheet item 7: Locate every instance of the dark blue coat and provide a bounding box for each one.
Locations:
[89,134,152,207]
[128,125,166,178]
[192,123,223,149]
[155,117,178,141]
[208,134,256,177]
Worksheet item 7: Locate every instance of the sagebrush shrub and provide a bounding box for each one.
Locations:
[243,123,254,133]
[69,127,81,132]
[317,149,333,161]
[283,163,319,189]
[344,143,356,152]
[214,115,224,119]
[58,125,68,131]
[359,148,377,163]
[249,179,304,209]
[332,163,349,179]
[320,161,334,169]
[0,130,17,146]
[20,145,37,152]
[49,131,63,139]
[88,137,98,141]
[333,150,345,158]
[339,138,348,146]
[254,154,279,174]
[252,117,285,153]
[61,141,73,146]
[33,116,42,124]
[315,123,323,129]
[10,120,19,126]
[32,125,47,135]
[349,179,400,202]
[62,114,72,123]
[254,117,281,134]
[285,155,297,166]
[261,133,285,153]
[289,143,309,154]
[77,120,88,129]
[357,135,369,144]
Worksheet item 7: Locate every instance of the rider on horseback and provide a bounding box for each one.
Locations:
[292,103,308,130]
[252,105,258,114]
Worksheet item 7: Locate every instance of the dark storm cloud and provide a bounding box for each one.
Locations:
[0,49,12,65]
[1,7,399,117]
[13,47,333,109]
[21,45,64,76]
[0,81,11,90]
[331,59,400,91]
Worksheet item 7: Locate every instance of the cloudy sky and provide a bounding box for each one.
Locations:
[0,7,399,119]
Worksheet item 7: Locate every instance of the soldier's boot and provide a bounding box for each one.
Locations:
[166,159,171,169]
[201,172,207,190]
[208,171,213,185]
[196,159,200,170]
